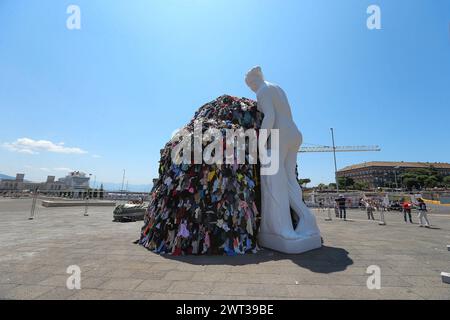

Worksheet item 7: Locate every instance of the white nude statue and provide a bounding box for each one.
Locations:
[245,66,322,254]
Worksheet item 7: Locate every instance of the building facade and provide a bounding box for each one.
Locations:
[337,161,450,189]
[0,174,44,194]
[57,171,90,197]
[0,171,91,197]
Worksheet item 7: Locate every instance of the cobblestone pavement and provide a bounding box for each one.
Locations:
[0,198,449,300]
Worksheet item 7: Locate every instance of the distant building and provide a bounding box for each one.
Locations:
[0,173,65,194]
[40,175,66,194]
[0,171,91,198]
[15,174,25,182]
[337,161,450,189]
[58,171,89,188]
[0,173,39,193]
[58,171,90,198]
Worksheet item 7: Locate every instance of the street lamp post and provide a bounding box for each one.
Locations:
[84,173,92,216]
[330,128,339,194]
[29,187,39,220]
[121,169,125,192]
[394,166,400,190]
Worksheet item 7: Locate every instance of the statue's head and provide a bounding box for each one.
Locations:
[245,66,265,93]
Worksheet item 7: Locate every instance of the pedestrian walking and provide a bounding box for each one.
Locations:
[416,198,431,228]
[402,200,413,223]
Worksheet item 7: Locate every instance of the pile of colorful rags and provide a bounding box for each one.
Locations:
[139,95,264,255]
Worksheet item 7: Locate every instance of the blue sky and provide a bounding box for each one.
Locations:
[1,0,449,188]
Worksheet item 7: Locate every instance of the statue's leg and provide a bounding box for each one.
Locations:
[258,143,322,253]
[284,149,307,229]
[260,146,299,240]
[285,149,320,236]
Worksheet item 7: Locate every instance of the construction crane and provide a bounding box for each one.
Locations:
[299,145,381,153]
[298,128,381,193]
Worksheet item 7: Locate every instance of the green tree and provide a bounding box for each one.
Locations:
[400,167,446,190]
[424,176,438,188]
[337,177,345,189]
[353,182,369,190]
[317,183,327,191]
[298,178,311,188]
[337,177,354,190]
[416,175,429,187]
[402,177,420,191]
[443,176,450,188]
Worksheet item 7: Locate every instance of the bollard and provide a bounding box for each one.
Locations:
[84,196,89,216]
[441,272,450,284]
[440,247,450,284]
[29,189,38,220]
[325,206,332,221]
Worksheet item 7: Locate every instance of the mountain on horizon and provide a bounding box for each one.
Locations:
[0,173,15,181]
[101,182,152,193]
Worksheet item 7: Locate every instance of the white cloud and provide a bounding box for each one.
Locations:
[92,154,101,158]
[40,168,51,172]
[2,138,87,155]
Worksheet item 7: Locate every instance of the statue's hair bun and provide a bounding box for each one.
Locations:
[247,66,264,79]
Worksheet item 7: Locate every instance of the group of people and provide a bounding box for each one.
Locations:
[318,195,433,228]
[318,196,349,220]
[360,197,432,228]
[402,198,431,228]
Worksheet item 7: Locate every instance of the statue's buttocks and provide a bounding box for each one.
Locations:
[257,83,303,146]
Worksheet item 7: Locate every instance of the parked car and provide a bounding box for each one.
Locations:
[113,202,147,222]
[389,202,403,212]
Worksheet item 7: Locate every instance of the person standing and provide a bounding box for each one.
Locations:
[318,199,324,212]
[365,200,375,220]
[336,195,347,221]
[416,198,431,228]
[402,200,413,223]
[382,195,390,213]
[334,202,339,218]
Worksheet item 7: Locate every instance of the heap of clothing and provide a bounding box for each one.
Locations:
[139,95,263,255]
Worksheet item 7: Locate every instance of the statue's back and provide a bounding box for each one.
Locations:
[266,82,301,146]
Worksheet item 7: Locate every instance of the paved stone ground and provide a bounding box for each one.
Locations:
[0,198,449,300]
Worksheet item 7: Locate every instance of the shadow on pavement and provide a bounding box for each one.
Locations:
[155,245,353,274]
